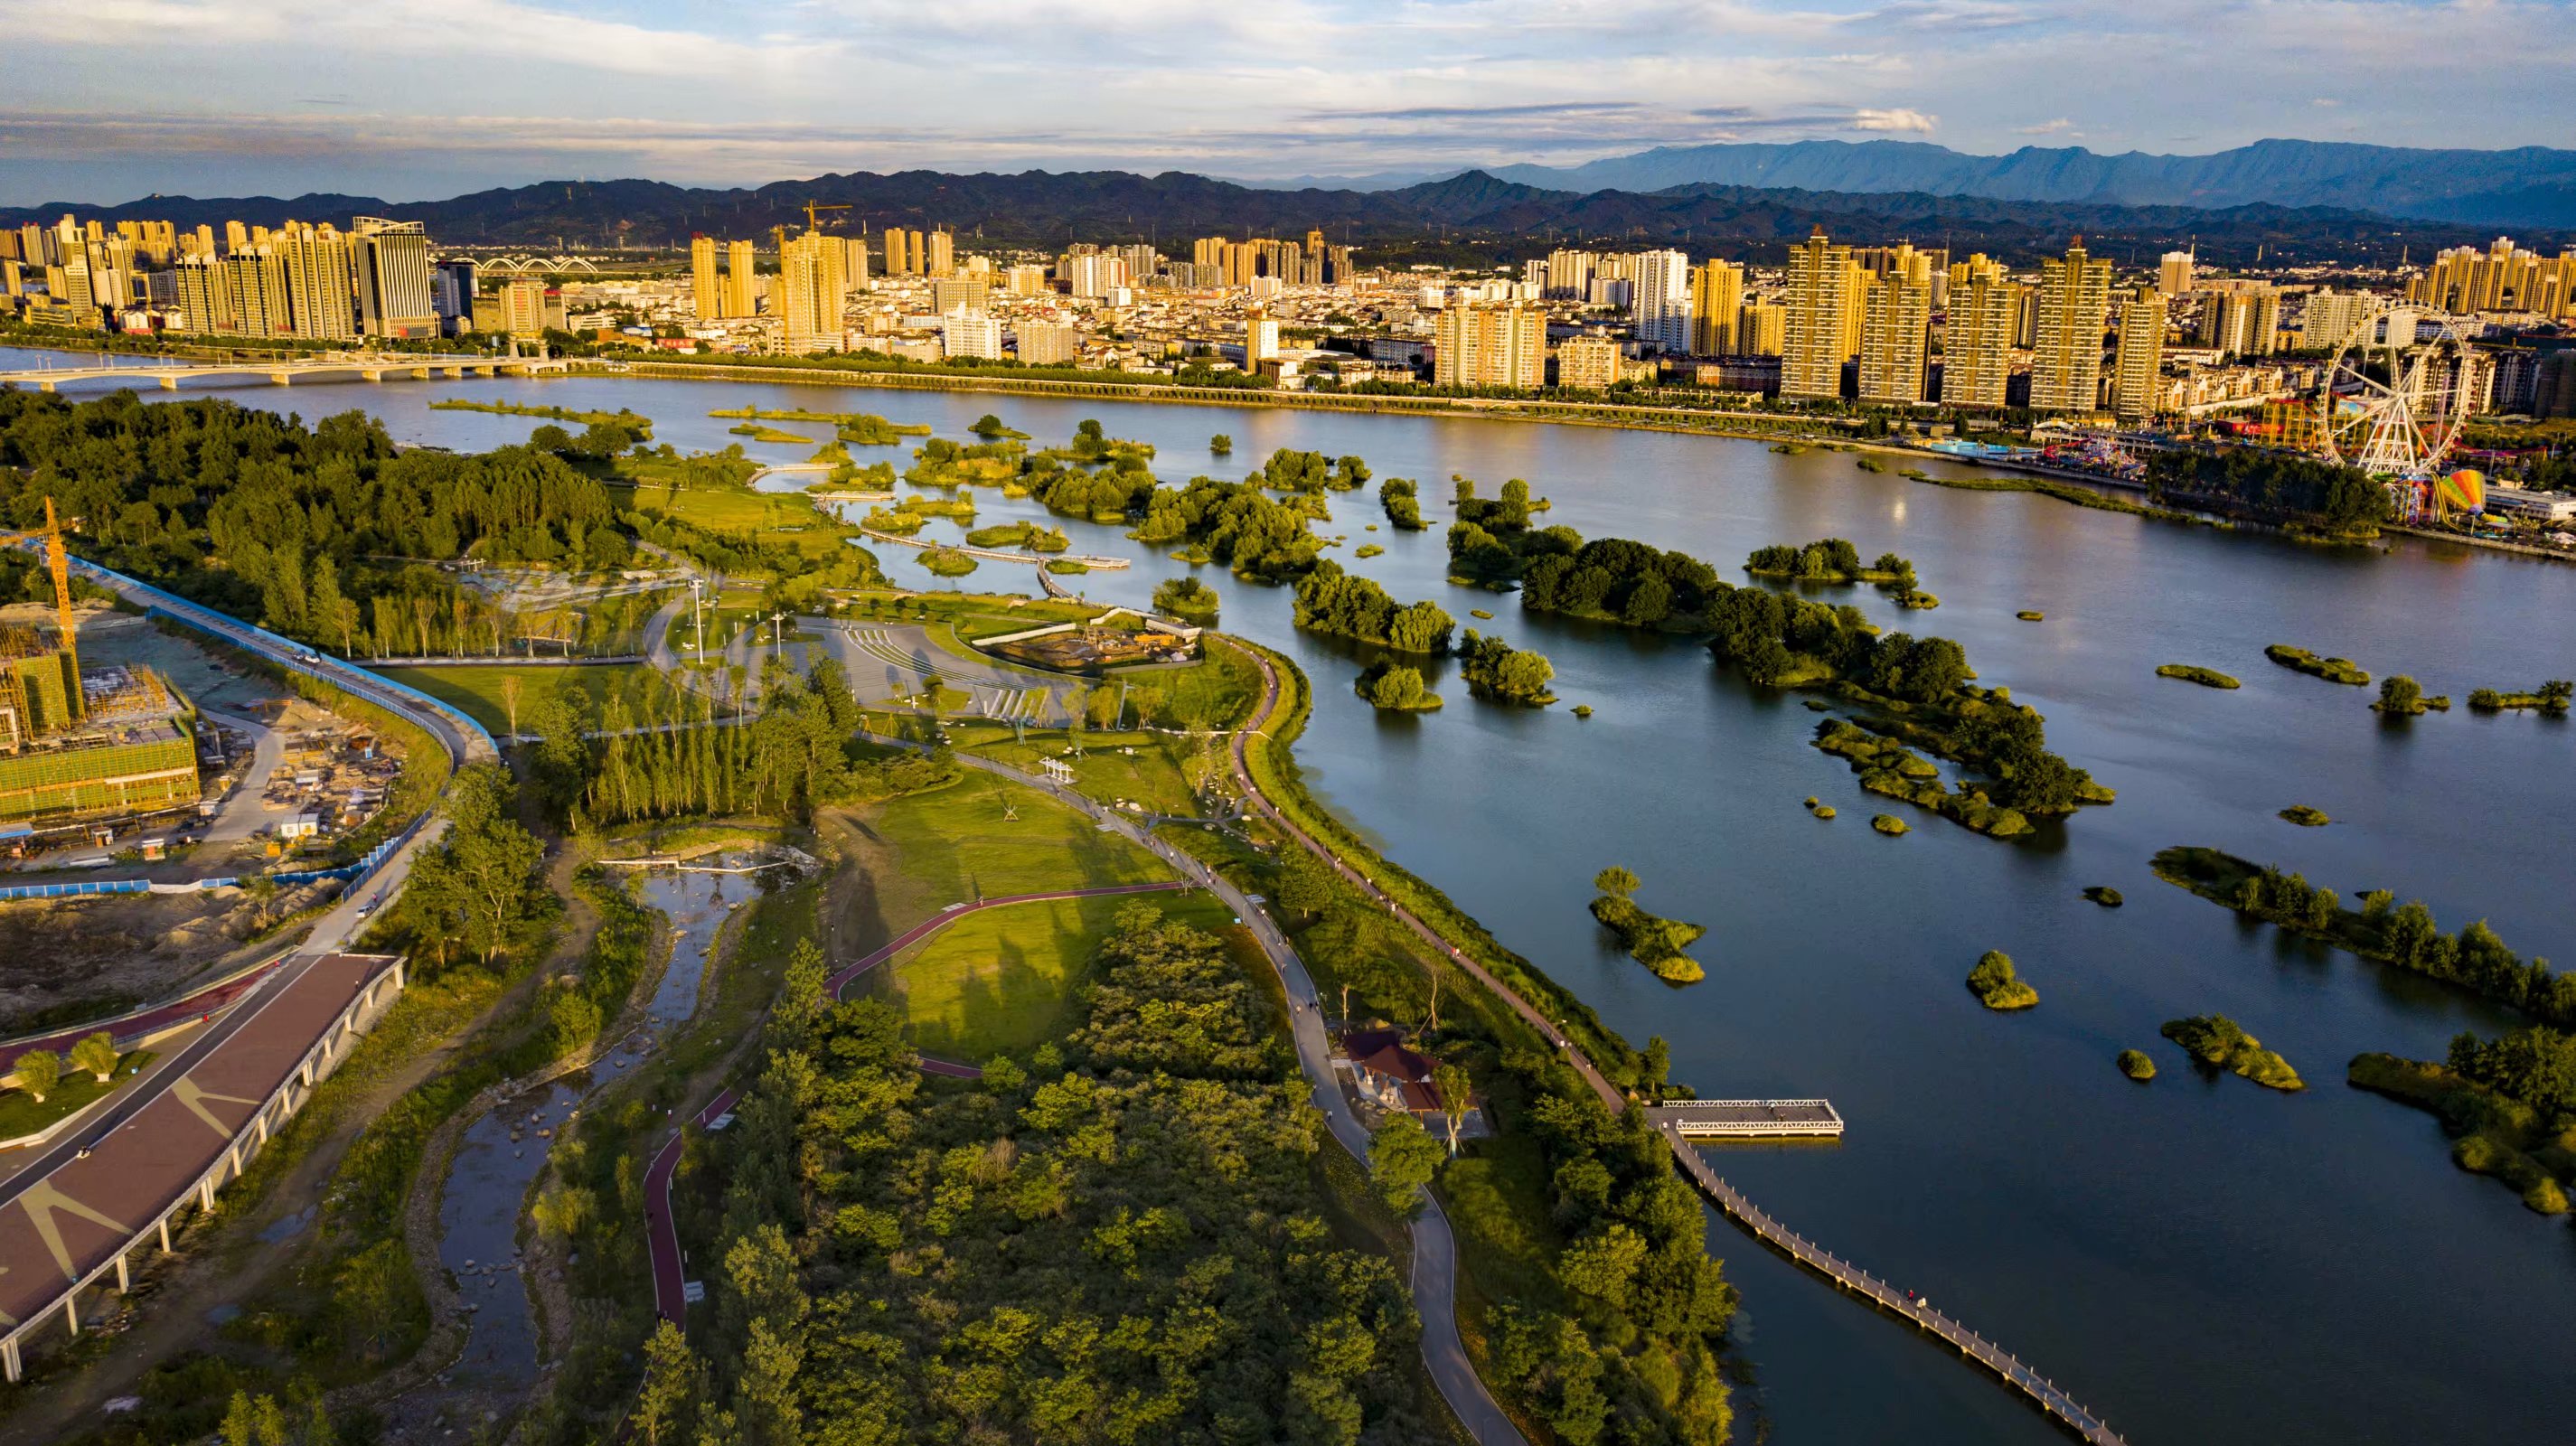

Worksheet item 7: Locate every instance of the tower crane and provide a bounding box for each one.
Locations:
[0,500,82,676]
[802,201,851,233]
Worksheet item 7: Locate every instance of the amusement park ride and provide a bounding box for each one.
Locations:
[2313,303,2487,522]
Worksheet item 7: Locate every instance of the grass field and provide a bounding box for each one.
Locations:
[877,889,1235,1059]
[0,1048,154,1141]
[377,662,680,734]
[861,770,1174,927]
[611,461,859,563]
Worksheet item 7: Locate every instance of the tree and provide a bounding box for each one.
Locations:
[1641,1035,1671,1101]
[1433,1060,1472,1155]
[1557,1223,1649,1312]
[13,1048,60,1103]
[1274,852,1335,917]
[1593,866,1639,898]
[70,1031,117,1084]
[2378,674,2423,713]
[634,1319,698,1446]
[1368,1113,1443,1216]
[502,671,524,735]
[1210,433,1233,455]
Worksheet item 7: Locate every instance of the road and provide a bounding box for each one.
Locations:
[0,555,489,1371]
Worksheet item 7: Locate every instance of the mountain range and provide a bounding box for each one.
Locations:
[1468,138,2576,230]
[1,158,2554,262]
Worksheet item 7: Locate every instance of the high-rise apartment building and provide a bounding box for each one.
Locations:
[2407,237,2576,317]
[929,277,989,314]
[925,230,955,278]
[2029,238,2114,412]
[1246,309,1280,365]
[883,229,916,277]
[1002,264,1049,297]
[841,238,871,291]
[1691,260,1743,355]
[690,235,720,321]
[941,313,1002,361]
[273,222,356,340]
[1736,303,1785,358]
[1630,249,1694,353]
[777,230,849,354]
[173,256,232,334]
[1545,249,1597,299]
[1434,304,1547,389]
[723,239,758,317]
[1941,275,2017,409]
[1859,275,1932,405]
[2299,289,2379,349]
[2111,286,2165,422]
[2199,285,2280,357]
[1782,228,1863,401]
[2158,250,2195,297]
[351,218,436,338]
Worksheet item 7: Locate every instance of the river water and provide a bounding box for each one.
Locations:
[18,352,2574,1445]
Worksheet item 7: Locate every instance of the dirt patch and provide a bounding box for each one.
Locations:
[0,890,312,1033]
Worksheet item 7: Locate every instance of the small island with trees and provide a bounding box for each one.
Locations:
[1967,950,2039,1010]
[1745,538,1935,607]
[2157,663,2242,689]
[2266,644,2370,686]
[1589,867,1706,983]
[2279,804,2331,827]
[2161,1014,2305,1090]
[1379,476,1424,530]
[2373,675,2450,714]
[1151,575,1219,624]
[2350,1030,2575,1215]
[1354,660,1442,711]
[1455,630,1555,705]
[2468,680,2572,714]
[2118,1048,2158,1081]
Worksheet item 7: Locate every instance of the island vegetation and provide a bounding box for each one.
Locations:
[2350,1028,2576,1214]
[430,399,653,435]
[1253,446,1370,493]
[2279,805,2331,827]
[2373,675,2450,714]
[1967,950,2039,1009]
[1589,867,1706,983]
[1151,575,1219,624]
[1454,630,1556,705]
[1871,814,1908,835]
[967,412,1029,439]
[1354,660,1441,711]
[1810,718,2036,838]
[1355,543,1386,559]
[1291,562,1455,653]
[2161,1014,2305,1090]
[2117,1049,2158,1081]
[2157,663,2241,689]
[2468,681,2572,714]
[1744,537,1932,606]
[920,547,979,577]
[2017,610,2045,622]
[1208,431,1231,455]
[1377,476,1424,530]
[2265,644,2370,685]
[2153,846,2576,1028]
[2084,886,2124,906]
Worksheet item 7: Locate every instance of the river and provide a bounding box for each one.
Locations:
[14,352,2574,1446]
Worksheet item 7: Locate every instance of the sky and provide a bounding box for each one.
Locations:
[3,0,2572,206]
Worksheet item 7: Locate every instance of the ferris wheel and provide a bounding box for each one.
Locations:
[2315,306,2475,478]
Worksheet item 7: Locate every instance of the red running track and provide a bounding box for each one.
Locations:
[0,956,287,1077]
[644,879,1190,1324]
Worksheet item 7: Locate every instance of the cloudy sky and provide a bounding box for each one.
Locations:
[3,0,2571,204]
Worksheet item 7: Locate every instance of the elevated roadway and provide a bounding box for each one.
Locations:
[0,355,573,394]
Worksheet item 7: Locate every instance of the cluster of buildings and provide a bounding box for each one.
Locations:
[11,201,2576,436]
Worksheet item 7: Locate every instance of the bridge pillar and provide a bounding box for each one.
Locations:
[3,1337,16,1383]
[199,1177,217,1211]
[36,380,54,393]
[61,1290,77,1337]
[269,372,291,386]
[115,1251,129,1294]
[159,375,179,390]
[160,1216,172,1254]
[362,370,384,382]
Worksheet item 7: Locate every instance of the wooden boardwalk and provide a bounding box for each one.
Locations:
[1659,1122,2126,1445]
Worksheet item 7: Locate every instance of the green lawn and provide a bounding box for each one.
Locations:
[0,1049,154,1141]
[862,770,1174,926]
[962,728,1212,818]
[877,890,1236,1059]
[376,662,683,735]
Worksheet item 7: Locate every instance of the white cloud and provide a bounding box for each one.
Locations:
[2016,117,2078,135]
[1852,108,1940,134]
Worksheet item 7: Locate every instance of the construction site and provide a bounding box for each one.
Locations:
[0,504,200,835]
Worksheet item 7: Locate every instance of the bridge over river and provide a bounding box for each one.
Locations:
[0,354,576,391]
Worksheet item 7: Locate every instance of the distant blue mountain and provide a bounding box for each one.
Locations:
[1484,138,2576,230]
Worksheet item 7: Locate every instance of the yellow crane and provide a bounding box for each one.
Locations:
[0,500,80,676]
[802,201,851,233]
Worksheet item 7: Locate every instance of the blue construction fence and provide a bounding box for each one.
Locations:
[0,817,426,905]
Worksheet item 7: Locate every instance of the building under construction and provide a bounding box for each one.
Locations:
[0,503,200,827]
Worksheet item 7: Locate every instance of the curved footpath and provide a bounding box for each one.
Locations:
[1211,642,2127,1445]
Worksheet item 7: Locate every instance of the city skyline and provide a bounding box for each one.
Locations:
[4,0,2574,206]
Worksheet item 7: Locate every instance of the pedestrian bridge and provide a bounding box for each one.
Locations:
[0,354,577,392]
[1650,1098,1845,1138]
